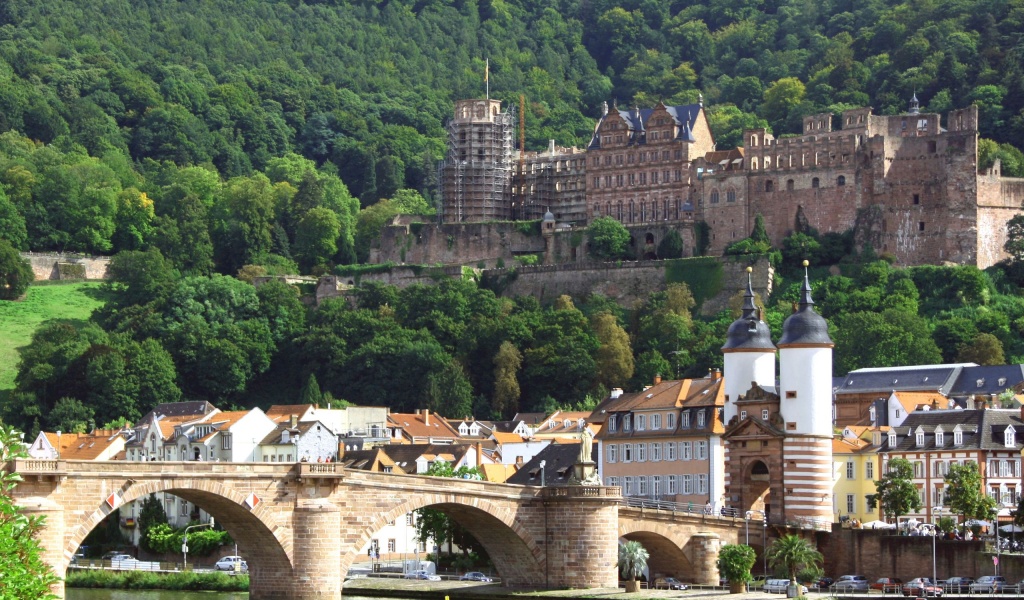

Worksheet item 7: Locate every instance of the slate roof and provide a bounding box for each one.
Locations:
[837,364,974,396]
[339,448,406,474]
[588,103,702,149]
[504,442,597,487]
[376,443,472,474]
[882,409,1024,452]
[138,401,218,424]
[948,365,1024,398]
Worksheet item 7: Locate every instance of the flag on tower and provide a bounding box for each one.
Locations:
[484,58,489,83]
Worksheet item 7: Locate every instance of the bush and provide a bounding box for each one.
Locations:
[0,238,34,300]
[66,570,248,591]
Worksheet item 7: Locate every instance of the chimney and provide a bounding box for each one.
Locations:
[712,369,722,380]
[424,409,430,426]
[476,442,483,468]
[290,414,298,429]
[610,388,623,399]
[654,374,662,385]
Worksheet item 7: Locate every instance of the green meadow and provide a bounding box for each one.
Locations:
[0,282,109,393]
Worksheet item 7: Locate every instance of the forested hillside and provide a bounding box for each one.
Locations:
[1,0,1024,263]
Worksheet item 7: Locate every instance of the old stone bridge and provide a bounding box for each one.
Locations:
[9,459,747,599]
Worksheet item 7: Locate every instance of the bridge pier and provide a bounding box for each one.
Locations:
[687,533,722,586]
[19,496,66,599]
[543,488,620,589]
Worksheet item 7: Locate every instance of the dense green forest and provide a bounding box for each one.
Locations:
[5,0,1024,435]
[2,0,1024,266]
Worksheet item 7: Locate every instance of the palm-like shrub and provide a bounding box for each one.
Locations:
[766,535,822,583]
[618,540,649,591]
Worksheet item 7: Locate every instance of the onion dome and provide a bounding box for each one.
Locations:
[778,261,833,346]
[542,208,555,222]
[722,267,776,351]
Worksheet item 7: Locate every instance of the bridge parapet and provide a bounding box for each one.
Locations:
[544,485,621,499]
[297,462,344,480]
[11,459,68,475]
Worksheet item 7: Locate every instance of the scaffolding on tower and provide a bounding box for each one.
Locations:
[439,100,516,223]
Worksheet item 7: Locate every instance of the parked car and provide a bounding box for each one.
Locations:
[460,572,492,582]
[765,579,807,594]
[747,575,769,590]
[654,577,689,590]
[903,578,942,597]
[873,577,904,592]
[833,575,870,592]
[817,577,835,589]
[969,576,1006,593]
[942,577,974,593]
[101,551,131,560]
[104,553,135,563]
[405,570,441,581]
[214,556,248,573]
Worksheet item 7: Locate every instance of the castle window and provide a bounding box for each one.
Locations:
[750,134,759,146]
[765,180,774,192]
[751,157,759,169]
[812,177,820,188]
[710,189,720,204]
[787,179,794,191]
[726,189,736,202]
[786,391,797,399]
[913,194,920,204]
[837,175,846,186]
[919,222,925,231]
[764,156,772,169]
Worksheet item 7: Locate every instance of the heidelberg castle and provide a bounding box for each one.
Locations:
[436,96,1024,268]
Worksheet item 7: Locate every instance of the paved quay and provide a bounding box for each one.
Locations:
[343,578,834,600]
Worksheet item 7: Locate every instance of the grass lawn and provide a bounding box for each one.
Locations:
[0,281,110,392]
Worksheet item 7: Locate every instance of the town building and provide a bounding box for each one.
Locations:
[388,410,462,444]
[879,408,1024,523]
[28,428,126,461]
[259,417,339,463]
[595,375,726,509]
[831,426,882,524]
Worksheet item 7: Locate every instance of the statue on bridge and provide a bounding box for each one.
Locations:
[570,427,601,486]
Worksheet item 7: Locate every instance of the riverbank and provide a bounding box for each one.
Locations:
[66,570,248,591]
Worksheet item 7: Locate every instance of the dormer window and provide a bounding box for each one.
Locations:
[935,429,944,446]
[682,412,690,428]
[916,430,925,447]
[609,416,618,433]
[697,411,706,428]
[469,425,479,436]
[888,432,897,447]
[563,419,571,428]
[999,378,1007,386]
[624,415,632,432]
[651,414,661,430]
[954,430,963,445]
[459,423,468,434]
[1005,426,1016,447]
[666,413,676,429]
[869,406,876,422]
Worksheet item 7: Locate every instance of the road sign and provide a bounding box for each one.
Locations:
[993,556,999,565]
[182,544,188,553]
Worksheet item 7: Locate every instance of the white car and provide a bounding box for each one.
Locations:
[214,556,248,573]
[765,579,807,594]
[405,569,441,581]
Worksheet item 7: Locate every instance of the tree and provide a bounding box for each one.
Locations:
[492,341,522,420]
[1004,215,1024,262]
[956,333,1005,365]
[586,216,630,261]
[0,421,60,598]
[0,238,34,300]
[293,206,340,272]
[766,535,822,583]
[867,457,922,522]
[718,544,757,592]
[657,229,684,259]
[944,462,997,526]
[299,373,323,406]
[834,309,942,374]
[136,493,169,554]
[618,540,649,593]
[591,312,634,389]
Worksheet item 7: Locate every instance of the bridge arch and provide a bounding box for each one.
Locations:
[618,520,695,582]
[64,478,291,585]
[349,493,544,586]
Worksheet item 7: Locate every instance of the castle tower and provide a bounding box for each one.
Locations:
[909,92,920,115]
[439,99,515,223]
[542,208,556,265]
[721,266,776,424]
[776,261,834,527]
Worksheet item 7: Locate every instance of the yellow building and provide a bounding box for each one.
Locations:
[832,426,883,524]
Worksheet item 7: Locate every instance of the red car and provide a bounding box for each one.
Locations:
[873,578,903,592]
[903,578,943,597]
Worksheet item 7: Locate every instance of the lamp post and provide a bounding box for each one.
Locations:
[745,511,751,545]
[183,523,212,571]
[932,507,943,586]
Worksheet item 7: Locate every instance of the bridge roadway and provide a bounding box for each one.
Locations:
[7,459,746,599]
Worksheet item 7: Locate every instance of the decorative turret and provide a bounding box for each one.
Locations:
[542,208,556,265]
[722,266,776,423]
[909,92,920,115]
[777,261,833,434]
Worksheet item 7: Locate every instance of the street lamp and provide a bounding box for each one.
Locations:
[183,522,212,571]
[932,507,944,586]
